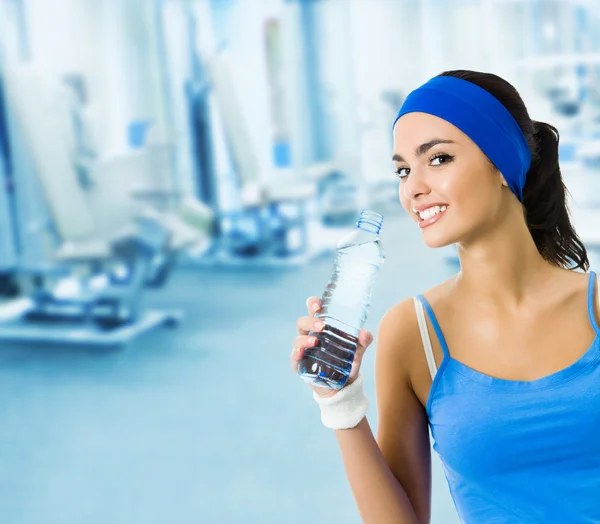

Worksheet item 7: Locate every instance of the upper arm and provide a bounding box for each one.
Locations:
[375,299,432,524]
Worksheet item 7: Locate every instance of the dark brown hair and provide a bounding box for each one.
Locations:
[438,70,589,271]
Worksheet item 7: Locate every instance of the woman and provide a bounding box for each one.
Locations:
[290,70,600,524]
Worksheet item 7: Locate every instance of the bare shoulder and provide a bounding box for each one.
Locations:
[375,297,422,376]
[375,275,459,382]
[544,268,599,339]
[557,267,591,289]
[551,267,594,306]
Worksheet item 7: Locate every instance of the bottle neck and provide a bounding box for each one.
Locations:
[357,223,380,235]
[357,210,383,235]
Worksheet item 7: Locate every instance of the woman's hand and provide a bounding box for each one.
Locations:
[290,296,374,398]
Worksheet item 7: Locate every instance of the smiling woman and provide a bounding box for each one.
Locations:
[382,71,599,523]
[292,68,600,524]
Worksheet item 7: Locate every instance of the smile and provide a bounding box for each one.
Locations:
[413,205,448,229]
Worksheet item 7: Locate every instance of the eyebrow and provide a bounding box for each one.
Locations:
[392,139,455,163]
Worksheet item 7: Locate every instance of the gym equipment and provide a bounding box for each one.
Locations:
[156,2,344,266]
[0,220,184,348]
[0,72,19,281]
[205,52,317,261]
[0,64,194,347]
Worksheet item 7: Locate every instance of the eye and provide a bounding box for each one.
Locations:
[430,153,454,166]
[394,167,410,180]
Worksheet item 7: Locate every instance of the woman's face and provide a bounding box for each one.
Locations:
[393,112,509,249]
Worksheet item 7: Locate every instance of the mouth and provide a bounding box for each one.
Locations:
[412,205,449,229]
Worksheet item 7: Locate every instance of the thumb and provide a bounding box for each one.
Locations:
[359,329,373,348]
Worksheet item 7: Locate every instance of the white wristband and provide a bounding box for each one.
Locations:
[313,374,369,430]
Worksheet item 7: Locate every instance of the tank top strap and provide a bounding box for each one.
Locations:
[415,294,450,358]
[589,271,600,335]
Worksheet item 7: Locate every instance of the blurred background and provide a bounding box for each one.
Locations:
[0,0,600,522]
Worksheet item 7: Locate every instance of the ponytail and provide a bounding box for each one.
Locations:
[522,122,589,271]
[439,70,589,271]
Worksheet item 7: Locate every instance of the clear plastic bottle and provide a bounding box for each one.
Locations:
[298,210,385,390]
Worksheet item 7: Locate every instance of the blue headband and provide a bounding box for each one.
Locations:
[393,76,531,202]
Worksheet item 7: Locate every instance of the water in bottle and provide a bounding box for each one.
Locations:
[298,210,385,390]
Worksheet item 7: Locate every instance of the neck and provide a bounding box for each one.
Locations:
[452,206,558,310]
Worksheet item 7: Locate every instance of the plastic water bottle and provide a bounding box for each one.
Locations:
[298,210,385,390]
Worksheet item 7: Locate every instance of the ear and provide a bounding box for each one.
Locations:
[500,174,509,187]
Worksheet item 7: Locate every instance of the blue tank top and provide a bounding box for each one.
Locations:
[416,271,600,523]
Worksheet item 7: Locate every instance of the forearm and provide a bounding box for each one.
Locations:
[335,417,421,524]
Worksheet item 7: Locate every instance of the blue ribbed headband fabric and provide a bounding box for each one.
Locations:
[393,76,531,202]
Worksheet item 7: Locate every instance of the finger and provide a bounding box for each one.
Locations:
[296,315,326,336]
[305,297,322,317]
[350,347,367,379]
[290,334,317,372]
[296,316,311,335]
[290,346,304,373]
[357,329,373,350]
[293,334,317,352]
[354,333,372,361]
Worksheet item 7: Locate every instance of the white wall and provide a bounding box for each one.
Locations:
[22,0,166,154]
[207,0,281,184]
[348,0,424,184]
[0,1,25,65]
[10,0,176,236]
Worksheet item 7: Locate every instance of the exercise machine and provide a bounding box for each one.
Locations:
[0,64,199,347]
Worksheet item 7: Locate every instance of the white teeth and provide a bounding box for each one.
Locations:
[418,205,448,220]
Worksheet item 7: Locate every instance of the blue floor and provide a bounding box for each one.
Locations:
[0,214,461,524]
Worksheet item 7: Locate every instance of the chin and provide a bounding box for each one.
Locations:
[422,234,456,249]
[420,223,463,249]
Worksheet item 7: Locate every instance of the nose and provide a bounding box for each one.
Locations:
[402,168,431,201]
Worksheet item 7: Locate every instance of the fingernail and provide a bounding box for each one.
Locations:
[313,303,320,311]
[308,337,316,345]
[314,321,324,330]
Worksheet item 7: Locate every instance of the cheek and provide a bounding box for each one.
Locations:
[442,159,490,199]
[444,166,500,221]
